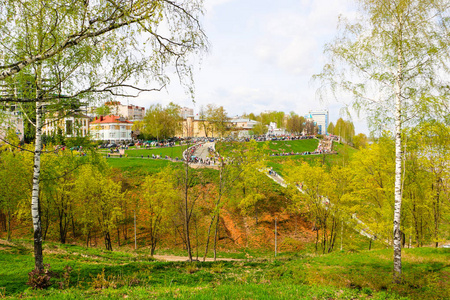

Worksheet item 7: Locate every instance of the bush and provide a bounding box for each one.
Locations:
[26,264,53,290]
[58,265,73,289]
[185,262,198,274]
[90,269,117,290]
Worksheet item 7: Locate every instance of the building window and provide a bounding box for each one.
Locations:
[66,120,73,135]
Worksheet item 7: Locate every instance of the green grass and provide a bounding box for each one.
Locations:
[265,141,360,176]
[106,157,178,175]
[216,139,319,157]
[1,240,448,299]
[265,138,319,154]
[125,146,185,159]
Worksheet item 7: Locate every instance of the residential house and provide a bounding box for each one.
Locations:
[90,115,133,142]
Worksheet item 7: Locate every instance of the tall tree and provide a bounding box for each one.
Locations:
[135,102,182,140]
[327,122,335,135]
[334,118,355,143]
[0,142,32,241]
[205,104,228,137]
[0,0,207,270]
[142,167,178,256]
[352,133,368,149]
[73,164,123,251]
[286,113,306,135]
[316,0,450,281]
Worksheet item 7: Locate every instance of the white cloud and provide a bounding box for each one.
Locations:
[131,0,369,134]
[254,0,354,75]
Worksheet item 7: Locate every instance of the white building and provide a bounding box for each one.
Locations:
[42,113,90,138]
[267,122,286,136]
[306,110,329,135]
[105,101,145,121]
[0,109,24,142]
[228,118,259,137]
[90,115,133,142]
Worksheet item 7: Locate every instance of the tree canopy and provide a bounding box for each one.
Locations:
[316,0,450,281]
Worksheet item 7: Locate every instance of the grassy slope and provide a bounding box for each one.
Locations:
[265,138,319,154]
[1,241,448,299]
[267,141,359,176]
[106,157,178,176]
[107,139,341,177]
[216,139,319,155]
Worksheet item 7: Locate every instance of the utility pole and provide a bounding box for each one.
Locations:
[134,210,137,250]
[275,216,278,257]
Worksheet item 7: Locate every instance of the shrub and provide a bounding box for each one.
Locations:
[90,269,116,290]
[58,265,73,289]
[185,262,198,274]
[26,264,53,290]
[211,262,225,274]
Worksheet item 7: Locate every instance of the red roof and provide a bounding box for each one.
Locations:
[90,115,133,124]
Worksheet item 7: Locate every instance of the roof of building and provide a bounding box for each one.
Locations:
[90,115,133,124]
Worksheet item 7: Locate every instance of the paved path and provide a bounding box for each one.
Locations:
[153,254,242,262]
[262,168,379,242]
[192,142,215,161]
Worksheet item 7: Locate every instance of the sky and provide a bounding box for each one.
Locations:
[124,0,369,134]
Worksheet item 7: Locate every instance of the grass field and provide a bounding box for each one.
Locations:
[266,141,359,176]
[124,146,185,159]
[105,139,356,178]
[265,138,319,154]
[1,240,448,299]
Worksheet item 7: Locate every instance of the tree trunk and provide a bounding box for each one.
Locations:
[213,215,219,261]
[117,226,120,247]
[393,28,404,282]
[31,100,44,271]
[6,208,11,241]
[213,163,224,262]
[433,180,440,248]
[184,160,193,261]
[203,215,215,261]
[104,231,112,251]
[58,207,68,244]
[86,230,90,248]
[71,215,76,238]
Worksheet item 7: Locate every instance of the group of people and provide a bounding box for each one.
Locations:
[270,151,305,157]
[316,139,333,154]
[135,141,176,148]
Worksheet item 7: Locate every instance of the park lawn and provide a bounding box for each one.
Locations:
[265,138,319,154]
[266,142,360,176]
[216,139,319,157]
[1,240,448,299]
[124,146,185,159]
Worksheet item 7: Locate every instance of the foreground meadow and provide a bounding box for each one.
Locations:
[1,240,448,299]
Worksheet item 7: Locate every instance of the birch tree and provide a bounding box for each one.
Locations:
[316,0,450,282]
[0,0,207,271]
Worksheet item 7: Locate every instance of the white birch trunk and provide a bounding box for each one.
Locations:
[184,157,193,261]
[393,19,403,282]
[31,100,44,271]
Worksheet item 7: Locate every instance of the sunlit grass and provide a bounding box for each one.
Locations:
[1,241,448,299]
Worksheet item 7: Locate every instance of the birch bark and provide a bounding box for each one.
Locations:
[31,100,44,271]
